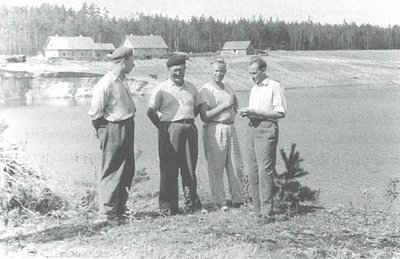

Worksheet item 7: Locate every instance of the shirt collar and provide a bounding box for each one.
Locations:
[168,78,185,88]
[256,77,270,87]
[108,71,123,82]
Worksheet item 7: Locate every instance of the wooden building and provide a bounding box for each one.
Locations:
[43,36,96,60]
[121,35,169,59]
[220,41,254,56]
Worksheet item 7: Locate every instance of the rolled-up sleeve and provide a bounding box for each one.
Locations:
[272,84,287,114]
[88,79,109,120]
[199,87,212,107]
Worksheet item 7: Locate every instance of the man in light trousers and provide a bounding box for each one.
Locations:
[200,57,245,211]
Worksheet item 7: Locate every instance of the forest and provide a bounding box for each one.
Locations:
[1,2,400,55]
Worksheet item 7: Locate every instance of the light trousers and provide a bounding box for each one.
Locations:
[203,122,245,205]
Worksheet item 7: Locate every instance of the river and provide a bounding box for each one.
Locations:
[1,84,399,209]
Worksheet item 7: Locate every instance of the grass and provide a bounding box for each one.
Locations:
[0,202,399,258]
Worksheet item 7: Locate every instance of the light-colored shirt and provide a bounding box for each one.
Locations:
[200,82,236,124]
[248,77,287,118]
[149,79,203,121]
[88,72,136,122]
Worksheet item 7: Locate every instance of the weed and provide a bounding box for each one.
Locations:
[0,121,69,226]
[385,177,400,211]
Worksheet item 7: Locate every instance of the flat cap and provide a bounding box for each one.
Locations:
[109,47,133,61]
[166,55,187,67]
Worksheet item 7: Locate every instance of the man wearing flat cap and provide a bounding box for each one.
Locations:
[147,55,203,215]
[88,46,136,225]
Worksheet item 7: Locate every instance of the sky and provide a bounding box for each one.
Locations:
[2,0,400,27]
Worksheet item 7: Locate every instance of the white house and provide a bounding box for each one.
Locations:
[121,35,169,59]
[43,36,96,60]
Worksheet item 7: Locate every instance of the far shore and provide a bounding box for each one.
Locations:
[1,49,399,103]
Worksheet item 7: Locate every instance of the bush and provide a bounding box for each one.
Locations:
[274,144,320,216]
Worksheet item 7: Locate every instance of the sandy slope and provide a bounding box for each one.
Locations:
[1,49,399,97]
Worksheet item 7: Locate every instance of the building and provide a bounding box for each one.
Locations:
[94,43,115,58]
[43,36,97,60]
[121,35,169,59]
[220,41,254,56]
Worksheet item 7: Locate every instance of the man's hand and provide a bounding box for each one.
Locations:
[92,117,108,131]
[238,107,251,117]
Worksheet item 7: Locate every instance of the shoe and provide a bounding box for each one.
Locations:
[95,214,123,227]
[182,205,194,214]
[232,202,244,208]
[201,208,208,214]
[221,205,229,212]
[256,214,275,225]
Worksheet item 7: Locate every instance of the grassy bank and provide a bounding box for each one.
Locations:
[0,204,399,258]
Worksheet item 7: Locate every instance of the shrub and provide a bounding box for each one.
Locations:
[274,144,320,216]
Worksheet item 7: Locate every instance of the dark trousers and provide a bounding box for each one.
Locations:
[158,122,201,214]
[97,118,135,216]
[246,120,279,214]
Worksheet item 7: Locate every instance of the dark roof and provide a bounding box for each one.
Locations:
[124,35,169,49]
[222,41,252,50]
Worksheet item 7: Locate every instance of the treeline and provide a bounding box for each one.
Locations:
[1,3,400,55]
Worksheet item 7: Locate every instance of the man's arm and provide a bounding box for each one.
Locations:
[239,107,285,120]
[194,102,204,118]
[147,107,160,128]
[199,102,231,122]
[88,79,109,130]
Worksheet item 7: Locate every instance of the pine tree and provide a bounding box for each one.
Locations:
[274,144,320,215]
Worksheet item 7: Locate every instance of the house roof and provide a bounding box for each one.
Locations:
[95,43,115,50]
[44,36,96,50]
[222,41,252,50]
[124,35,169,49]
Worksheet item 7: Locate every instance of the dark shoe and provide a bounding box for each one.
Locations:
[182,205,194,214]
[232,202,244,208]
[95,214,121,227]
[221,205,229,212]
[256,213,275,225]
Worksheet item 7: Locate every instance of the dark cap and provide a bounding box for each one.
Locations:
[166,55,187,67]
[109,47,133,61]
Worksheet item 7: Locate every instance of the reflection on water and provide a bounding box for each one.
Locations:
[1,94,150,108]
[1,85,400,209]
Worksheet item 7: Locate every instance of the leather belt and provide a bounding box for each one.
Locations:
[170,119,194,124]
[210,121,234,125]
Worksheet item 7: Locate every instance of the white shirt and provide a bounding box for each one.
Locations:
[88,72,136,122]
[248,77,286,116]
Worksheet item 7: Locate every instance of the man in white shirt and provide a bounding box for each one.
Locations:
[239,56,287,222]
[88,47,136,225]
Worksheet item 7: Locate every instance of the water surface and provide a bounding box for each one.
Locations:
[1,85,399,209]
